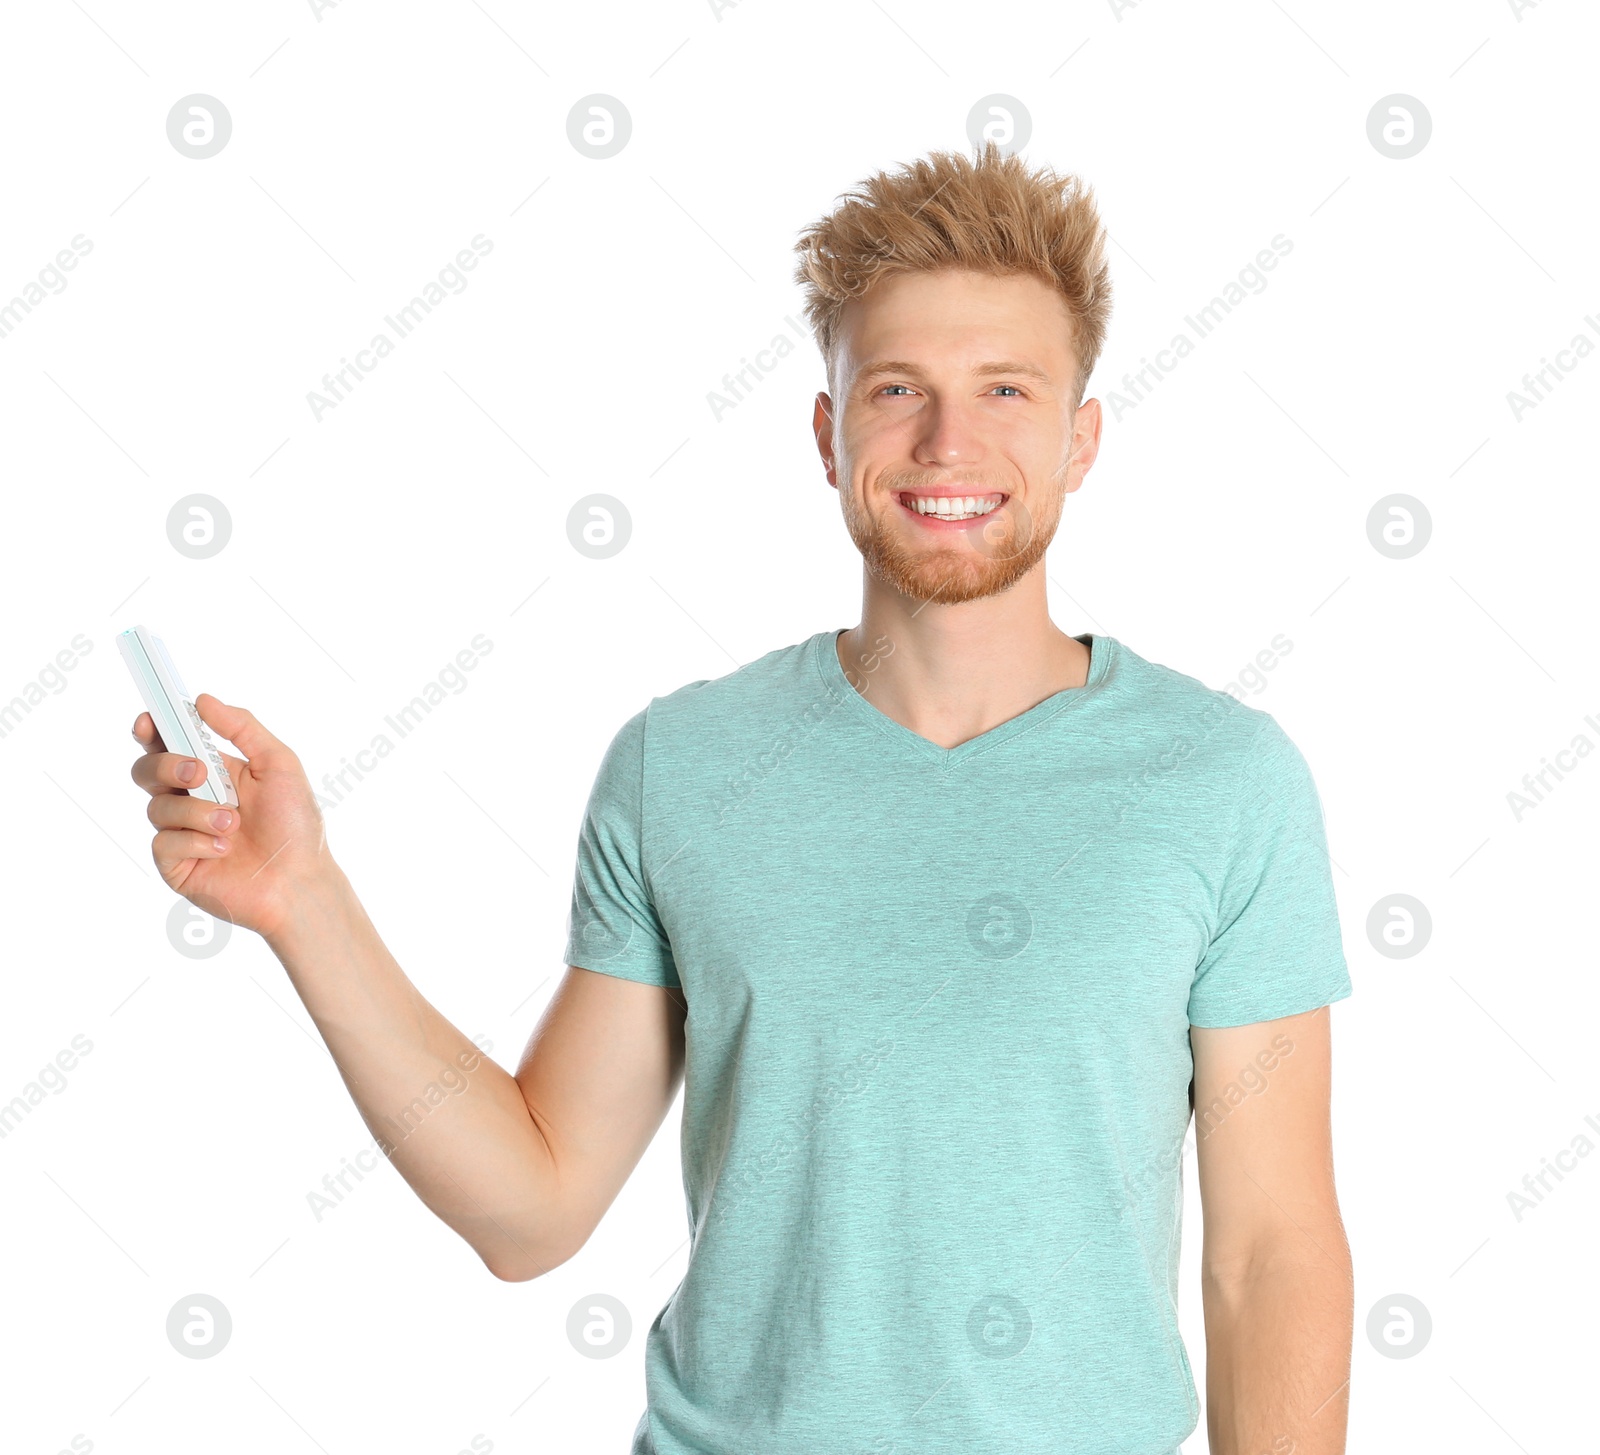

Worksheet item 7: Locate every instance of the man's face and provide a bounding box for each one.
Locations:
[814,267,1101,606]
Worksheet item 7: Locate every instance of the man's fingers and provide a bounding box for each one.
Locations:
[131,697,288,798]
[152,826,232,882]
[194,694,295,768]
[149,791,237,836]
[132,711,166,754]
[132,750,209,795]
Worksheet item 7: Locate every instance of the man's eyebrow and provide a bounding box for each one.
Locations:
[853,358,1057,385]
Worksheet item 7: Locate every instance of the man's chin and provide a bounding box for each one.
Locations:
[863,543,1038,606]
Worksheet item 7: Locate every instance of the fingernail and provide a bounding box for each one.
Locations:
[177,760,198,783]
[210,810,232,830]
[212,837,228,852]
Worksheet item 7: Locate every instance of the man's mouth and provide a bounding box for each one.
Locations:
[895,491,1006,522]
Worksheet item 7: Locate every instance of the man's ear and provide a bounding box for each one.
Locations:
[1063,395,1103,492]
[813,392,838,489]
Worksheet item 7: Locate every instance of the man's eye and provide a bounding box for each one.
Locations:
[879,384,914,397]
[992,385,1022,397]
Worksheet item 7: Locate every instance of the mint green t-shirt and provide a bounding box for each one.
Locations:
[563,629,1352,1455]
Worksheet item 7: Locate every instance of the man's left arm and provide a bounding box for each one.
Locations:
[1190,1005,1352,1455]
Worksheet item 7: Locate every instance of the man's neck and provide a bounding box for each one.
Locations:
[837,572,1092,750]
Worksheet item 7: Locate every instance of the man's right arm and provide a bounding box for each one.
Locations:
[131,692,686,1282]
[267,874,687,1282]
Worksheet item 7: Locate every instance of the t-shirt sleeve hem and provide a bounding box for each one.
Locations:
[1187,975,1352,1029]
[563,946,682,990]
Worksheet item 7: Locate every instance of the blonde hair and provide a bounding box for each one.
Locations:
[792,141,1112,404]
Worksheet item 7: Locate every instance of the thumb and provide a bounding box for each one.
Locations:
[194,693,296,767]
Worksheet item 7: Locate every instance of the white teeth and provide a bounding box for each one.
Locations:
[905,494,1001,519]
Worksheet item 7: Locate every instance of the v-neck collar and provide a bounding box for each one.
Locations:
[812,627,1118,767]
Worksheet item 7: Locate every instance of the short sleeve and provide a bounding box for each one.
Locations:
[561,707,681,988]
[1187,715,1352,1028]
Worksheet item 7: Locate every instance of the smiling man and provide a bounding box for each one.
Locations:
[131,142,1353,1455]
[563,143,1354,1454]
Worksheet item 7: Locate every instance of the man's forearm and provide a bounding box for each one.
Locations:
[1201,1231,1354,1455]
[265,866,567,1279]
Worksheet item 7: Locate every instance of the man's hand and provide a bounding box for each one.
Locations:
[131,692,337,939]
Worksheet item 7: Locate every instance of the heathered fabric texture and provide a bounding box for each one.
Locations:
[563,629,1352,1455]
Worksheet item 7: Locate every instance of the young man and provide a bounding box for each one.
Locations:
[130,144,1353,1455]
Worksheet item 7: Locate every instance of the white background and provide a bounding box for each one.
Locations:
[1,0,1595,1451]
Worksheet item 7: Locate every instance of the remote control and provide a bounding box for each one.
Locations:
[117,625,239,808]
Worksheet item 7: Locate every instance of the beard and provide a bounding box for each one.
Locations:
[839,466,1067,606]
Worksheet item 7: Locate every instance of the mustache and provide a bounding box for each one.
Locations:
[870,455,1078,496]
[875,472,1011,494]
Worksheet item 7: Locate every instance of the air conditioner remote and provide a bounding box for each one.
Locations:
[117,625,239,808]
